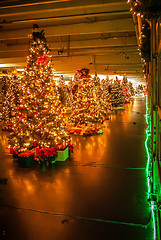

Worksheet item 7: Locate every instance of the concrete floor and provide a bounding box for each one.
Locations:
[0,97,154,240]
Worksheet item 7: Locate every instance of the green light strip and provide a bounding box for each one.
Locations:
[145,127,151,199]
[151,201,157,240]
[145,96,157,240]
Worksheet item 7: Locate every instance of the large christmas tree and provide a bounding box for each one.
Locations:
[69,68,105,126]
[9,25,69,153]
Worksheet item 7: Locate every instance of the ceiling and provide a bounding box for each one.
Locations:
[0,0,144,82]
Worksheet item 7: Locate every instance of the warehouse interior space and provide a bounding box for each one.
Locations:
[0,1,161,240]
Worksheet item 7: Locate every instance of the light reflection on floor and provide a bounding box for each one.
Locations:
[0,97,153,240]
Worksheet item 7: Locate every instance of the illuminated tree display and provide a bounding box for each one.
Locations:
[128,81,135,96]
[2,75,19,126]
[58,75,67,105]
[122,76,131,100]
[9,26,69,153]
[69,68,105,126]
[100,76,113,114]
[58,75,73,108]
[110,77,125,107]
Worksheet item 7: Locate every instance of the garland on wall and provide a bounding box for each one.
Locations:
[140,20,151,63]
[127,1,152,65]
[128,0,161,19]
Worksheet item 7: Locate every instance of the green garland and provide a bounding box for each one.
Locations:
[128,0,161,19]
[140,20,151,62]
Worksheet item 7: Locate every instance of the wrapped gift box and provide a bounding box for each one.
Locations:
[18,151,35,167]
[68,126,82,135]
[55,146,69,162]
[125,99,131,103]
[114,106,125,110]
[69,126,103,136]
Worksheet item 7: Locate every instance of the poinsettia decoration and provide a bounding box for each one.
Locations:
[35,147,58,160]
[18,150,34,157]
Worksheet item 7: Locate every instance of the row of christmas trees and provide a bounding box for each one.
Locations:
[0,26,134,167]
[1,71,134,128]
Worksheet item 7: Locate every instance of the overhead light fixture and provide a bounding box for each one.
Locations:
[122,51,129,59]
[16,68,24,71]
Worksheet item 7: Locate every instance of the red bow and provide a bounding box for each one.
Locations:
[37,55,49,65]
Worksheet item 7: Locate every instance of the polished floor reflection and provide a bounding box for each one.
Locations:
[0,97,153,240]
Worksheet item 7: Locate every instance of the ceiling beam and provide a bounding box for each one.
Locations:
[0,37,137,52]
[0,2,128,23]
[0,53,142,65]
[0,18,135,40]
[0,1,127,16]
[1,11,130,27]
[1,36,138,49]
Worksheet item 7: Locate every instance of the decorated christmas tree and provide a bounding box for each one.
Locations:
[9,25,70,153]
[128,81,135,96]
[1,76,9,124]
[58,75,73,108]
[57,75,67,105]
[121,76,131,100]
[65,79,74,108]
[2,75,19,129]
[110,77,125,107]
[69,68,105,126]
[72,70,79,96]
[100,76,113,114]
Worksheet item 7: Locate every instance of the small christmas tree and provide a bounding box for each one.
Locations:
[122,76,131,100]
[100,76,113,114]
[72,71,79,96]
[58,75,73,108]
[9,25,70,153]
[128,81,135,96]
[65,79,74,108]
[69,68,105,126]
[2,75,19,127]
[110,77,125,107]
[57,75,67,105]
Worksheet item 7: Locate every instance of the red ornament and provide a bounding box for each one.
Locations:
[19,114,27,122]
[33,142,38,148]
[10,148,13,154]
